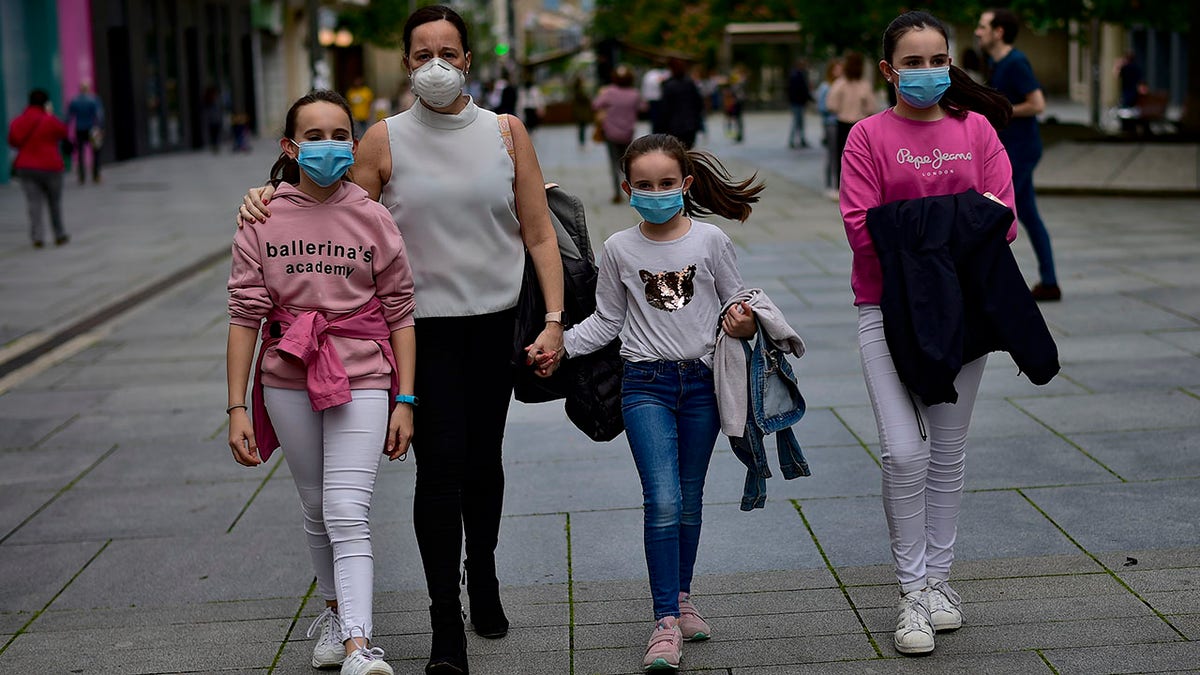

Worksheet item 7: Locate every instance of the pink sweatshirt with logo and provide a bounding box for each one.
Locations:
[840,109,1017,306]
[228,181,415,391]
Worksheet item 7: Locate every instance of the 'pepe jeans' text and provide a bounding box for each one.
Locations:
[896,147,973,171]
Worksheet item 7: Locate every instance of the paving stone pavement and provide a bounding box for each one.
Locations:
[1,112,1198,674]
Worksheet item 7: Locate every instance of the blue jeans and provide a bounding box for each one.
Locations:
[1010,152,1058,286]
[621,359,721,620]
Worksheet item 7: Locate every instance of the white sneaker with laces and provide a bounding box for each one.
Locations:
[340,645,394,675]
[307,607,345,669]
[927,578,963,632]
[894,590,935,655]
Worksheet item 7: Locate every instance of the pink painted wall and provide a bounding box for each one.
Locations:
[57,0,94,107]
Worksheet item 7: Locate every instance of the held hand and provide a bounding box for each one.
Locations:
[384,404,414,461]
[722,301,757,339]
[227,410,262,466]
[527,324,564,378]
[237,185,277,228]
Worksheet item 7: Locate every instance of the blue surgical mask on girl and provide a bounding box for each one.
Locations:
[629,187,685,224]
[893,65,951,109]
[291,139,355,187]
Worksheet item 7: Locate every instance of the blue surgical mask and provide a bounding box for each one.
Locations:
[629,187,685,224]
[291,139,355,187]
[893,65,951,109]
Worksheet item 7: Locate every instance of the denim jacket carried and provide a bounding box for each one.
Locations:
[713,290,811,510]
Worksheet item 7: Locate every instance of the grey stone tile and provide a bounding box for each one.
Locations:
[0,541,105,610]
[503,456,644,514]
[1066,430,1200,481]
[576,631,877,674]
[847,573,1126,611]
[976,354,1086,399]
[43,357,222,390]
[835,553,1102,587]
[1024,480,1200,553]
[0,486,58,542]
[1152,329,1200,355]
[1064,356,1200,392]
[836,399,1050,446]
[6,479,255,543]
[48,531,313,609]
[0,443,115,491]
[870,615,1180,653]
[0,617,288,672]
[0,389,110,419]
[72,438,263,488]
[1037,292,1195,334]
[964,433,1121,490]
[1137,590,1200,616]
[1011,390,1200,434]
[800,490,1078,572]
[1057,333,1195,363]
[38,407,228,449]
[1094,547,1200,571]
[732,652,1052,674]
[0,416,70,450]
[1042,641,1200,674]
[861,591,1156,634]
[1130,286,1200,323]
[1118,567,1200,595]
[708,443,880,501]
[90,380,227,414]
[1170,613,1200,640]
[27,597,301,632]
[693,500,826,575]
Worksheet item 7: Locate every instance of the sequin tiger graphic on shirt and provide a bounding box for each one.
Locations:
[639,265,696,312]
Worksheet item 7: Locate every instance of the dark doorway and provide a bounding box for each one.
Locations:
[106,26,136,160]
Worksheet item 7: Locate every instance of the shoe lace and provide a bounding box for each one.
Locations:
[345,625,385,661]
[928,579,961,609]
[899,593,932,632]
[306,607,341,642]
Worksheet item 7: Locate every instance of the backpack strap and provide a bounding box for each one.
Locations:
[497,113,516,164]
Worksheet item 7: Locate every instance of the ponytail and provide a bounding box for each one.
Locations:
[683,150,764,222]
[622,134,765,223]
[268,153,301,187]
[940,65,1012,130]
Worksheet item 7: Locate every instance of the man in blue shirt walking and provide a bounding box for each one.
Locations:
[67,81,105,184]
[977,8,1061,301]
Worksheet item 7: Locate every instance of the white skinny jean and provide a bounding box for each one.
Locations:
[857,305,986,594]
[264,386,387,641]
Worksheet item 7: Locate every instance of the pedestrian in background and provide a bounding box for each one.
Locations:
[516,72,546,133]
[840,10,1021,657]
[347,77,375,138]
[238,7,565,673]
[826,51,879,197]
[570,74,593,148]
[545,133,763,672]
[977,7,1062,301]
[787,58,813,148]
[66,80,104,184]
[202,85,224,153]
[660,58,706,149]
[816,59,843,200]
[593,65,645,203]
[642,62,669,134]
[8,89,70,248]
[227,89,415,675]
[721,68,746,143]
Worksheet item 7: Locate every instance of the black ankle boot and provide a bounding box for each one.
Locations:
[425,603,468,675]
[464,558,509,639]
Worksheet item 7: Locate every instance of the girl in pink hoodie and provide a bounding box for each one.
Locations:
[225,91,414,675]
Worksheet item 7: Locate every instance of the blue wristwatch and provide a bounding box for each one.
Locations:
[394,394,419,406]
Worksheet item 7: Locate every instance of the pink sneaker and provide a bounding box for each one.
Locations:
[677,593,711,641]
[642,616,682,671]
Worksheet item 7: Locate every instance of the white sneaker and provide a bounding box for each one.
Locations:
[341,645,393,675]
[927,578,963,632]
[307,607,345,669]
[893,590,935,655]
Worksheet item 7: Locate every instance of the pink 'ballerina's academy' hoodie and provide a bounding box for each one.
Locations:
[228,181,415,391]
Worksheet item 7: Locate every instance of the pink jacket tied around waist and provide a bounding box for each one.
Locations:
[252,297,398,461]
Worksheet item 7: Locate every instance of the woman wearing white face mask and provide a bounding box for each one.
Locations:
[238,6,564,674]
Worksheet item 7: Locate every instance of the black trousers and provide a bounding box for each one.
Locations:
[412,309,516,608]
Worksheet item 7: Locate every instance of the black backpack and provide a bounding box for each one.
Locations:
[511,183,624,442]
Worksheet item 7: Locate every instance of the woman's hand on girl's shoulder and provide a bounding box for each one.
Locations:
[721,301,757,339]
[237,185,277,228]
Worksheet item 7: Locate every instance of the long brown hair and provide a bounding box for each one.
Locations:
[882,11,1012,130]
[622,134,764,222]
[268,90,355,187]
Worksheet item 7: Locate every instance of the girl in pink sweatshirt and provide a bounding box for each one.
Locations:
[838,11,1016,658]
[225,90,414,675]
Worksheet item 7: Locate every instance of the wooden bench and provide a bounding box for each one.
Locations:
[1118,90,1171,136]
